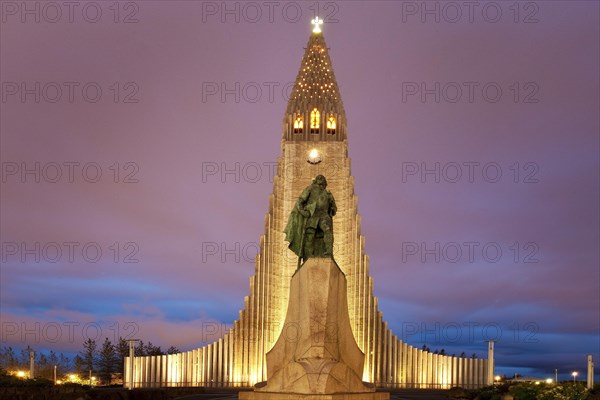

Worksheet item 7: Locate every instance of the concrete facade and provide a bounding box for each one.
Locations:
[126,22,489,390]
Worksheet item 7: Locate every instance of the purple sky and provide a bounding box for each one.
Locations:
[1,1,598,381]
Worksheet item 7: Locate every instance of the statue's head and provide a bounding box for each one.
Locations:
[314,175,327,188]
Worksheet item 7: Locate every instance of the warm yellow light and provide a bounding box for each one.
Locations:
[327,116,336,130]
[535,381,540,385]
[311,17,323,33]
[293,115,303,130]
[495,375,501,381]
[307,149,322,164]
[69,374,76,381]
[310,108,320,129]
[91,376,96,381]
[572,371,578,377]
[56,380,62,384]
[546,378,553,384]
[17,371,25,378]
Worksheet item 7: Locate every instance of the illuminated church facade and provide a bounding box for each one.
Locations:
[126,19,492,389]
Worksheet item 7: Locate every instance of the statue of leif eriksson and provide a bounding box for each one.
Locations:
[284,175,337,268]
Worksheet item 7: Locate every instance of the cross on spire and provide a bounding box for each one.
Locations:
[311,16,323,33]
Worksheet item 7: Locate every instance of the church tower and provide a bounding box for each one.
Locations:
[126,19,489,390]
[284,17,346,143]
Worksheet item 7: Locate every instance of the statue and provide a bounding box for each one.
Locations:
[284,175,337,267]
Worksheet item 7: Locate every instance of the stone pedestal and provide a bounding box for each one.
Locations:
[240,257,389,400]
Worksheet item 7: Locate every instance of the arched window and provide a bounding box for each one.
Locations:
[310,108,320,134]
[326,116,336,134]
[293,114,303,133]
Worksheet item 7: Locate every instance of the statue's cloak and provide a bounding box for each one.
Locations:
[284,203,308,258]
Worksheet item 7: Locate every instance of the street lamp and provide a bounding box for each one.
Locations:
[494,375,501,384]
[572,371,578,382]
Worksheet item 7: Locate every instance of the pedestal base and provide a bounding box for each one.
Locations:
[239,392,390,400]
[240,258,390,400]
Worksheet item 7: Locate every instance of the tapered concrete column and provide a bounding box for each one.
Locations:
[431,353,437,388]
[134,357,141,388]
[441,356,448,388]
[168,354,174,387]
[176,353,181,387]
[451,357,457,387]
[486,341,495,386]
[139,357,144,387]
[412,347,418,388]
[392,337,398,385]
[149,356,156,387]
[189,351,194,386]
[161,354,167,386]
[479,359,485,388]
[421,351,426,388]
[428,353,434,388]
[465,358,471,389]
[402,342,408,386]
[234,320,241,384]
[588,355,594,389]
[192,349,198,385]
[201,347,207,385]
[228,333,235,384]
[206,344,212,386]
[179,353,183,386]
[223,336,229,384]
[217,339,223,384]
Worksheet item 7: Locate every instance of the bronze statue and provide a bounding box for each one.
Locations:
[284,175,337,267]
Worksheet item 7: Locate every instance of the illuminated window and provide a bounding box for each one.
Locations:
[293,114,303,133]
[310,108,320,134]
[326,116,336,134]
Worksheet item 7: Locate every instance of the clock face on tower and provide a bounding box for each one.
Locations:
[307,148,322,164]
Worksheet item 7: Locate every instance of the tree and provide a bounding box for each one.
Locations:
[73,355,84,374]
[115,338,130,374]
[19,346,34,367]
[80,338,97,374]
[134,340,145,357]
[0,347,17,369]
[166,346,180,355]
[47,351,58,371]
[37,353,49,379]
[57,353,70,376]
[144,342,163,356]
[98,338,117,384]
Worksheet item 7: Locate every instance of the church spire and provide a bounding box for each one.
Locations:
[284,18,346,142]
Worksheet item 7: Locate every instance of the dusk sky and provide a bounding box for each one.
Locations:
[1,1,598,382]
